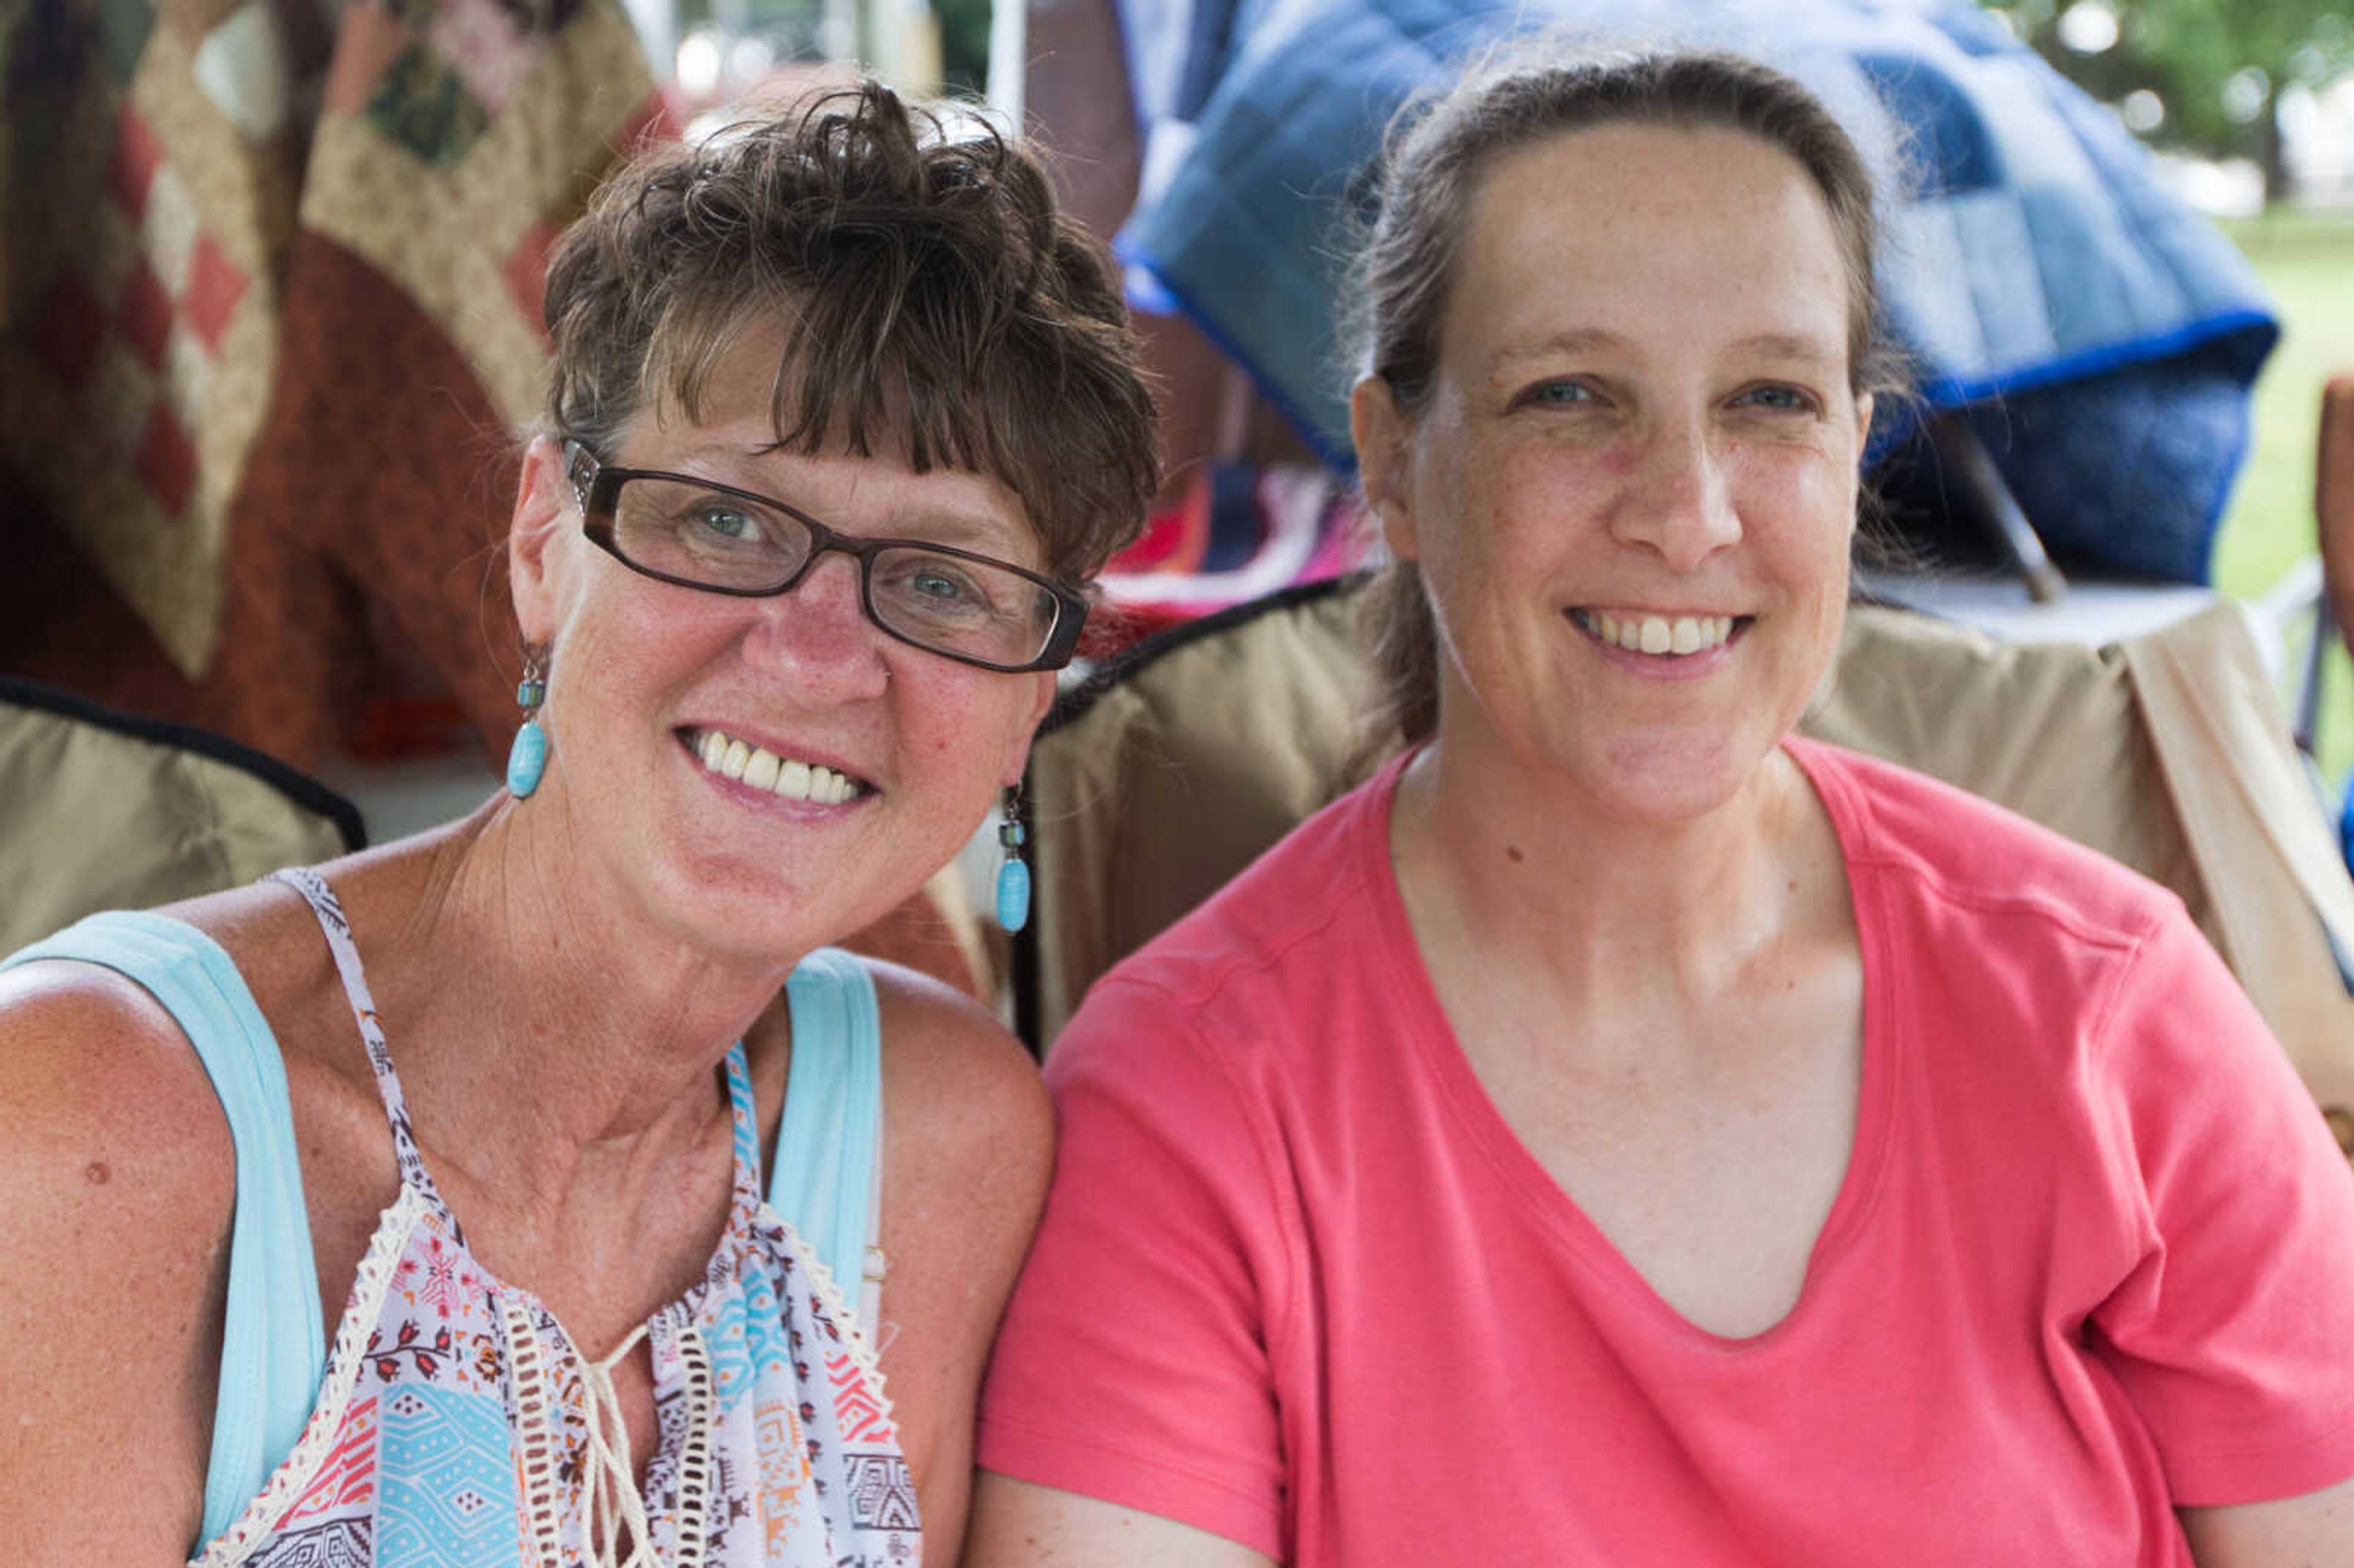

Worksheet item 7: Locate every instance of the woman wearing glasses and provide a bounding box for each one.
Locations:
[0,83,1152,1566]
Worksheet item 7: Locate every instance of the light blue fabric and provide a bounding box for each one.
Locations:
[0,918,883,1547]
[771,947,885,1299]
[0,912,326,1548]
[1116,0,2278,583]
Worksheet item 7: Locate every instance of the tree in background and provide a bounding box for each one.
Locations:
[1981,0,2354,202]
[932,0,988,94]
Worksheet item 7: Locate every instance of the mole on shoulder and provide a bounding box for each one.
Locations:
[84,1160,110,1185]
[1506,845,1525,864]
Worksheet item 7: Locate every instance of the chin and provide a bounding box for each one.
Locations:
[630,834,835,956]
[1577,728,1766,823]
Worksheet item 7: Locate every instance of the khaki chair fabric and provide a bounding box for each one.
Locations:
[1,677,364,954]
[1021,581,2354,1160]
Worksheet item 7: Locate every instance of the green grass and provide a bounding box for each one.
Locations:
[2214,207,2354,788]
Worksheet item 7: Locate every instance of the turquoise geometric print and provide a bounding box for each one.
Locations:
[377,1383,520,1566]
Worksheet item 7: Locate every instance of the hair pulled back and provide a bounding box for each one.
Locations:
[1346,45,1900,746]
[541,80,1158,582]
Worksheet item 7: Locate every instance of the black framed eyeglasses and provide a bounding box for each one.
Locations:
[564,441,1090,673]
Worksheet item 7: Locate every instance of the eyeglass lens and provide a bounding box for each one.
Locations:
[607,473,1062,667]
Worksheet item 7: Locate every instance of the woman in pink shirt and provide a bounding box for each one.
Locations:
[968,45,2354,1567]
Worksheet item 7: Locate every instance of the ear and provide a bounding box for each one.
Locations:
[1349,375,1420,562]
[997,669,1056,789]
[508,435,577,644]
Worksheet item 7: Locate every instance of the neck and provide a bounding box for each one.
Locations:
[364,790,802,1204]
[1390,731,1821,1014]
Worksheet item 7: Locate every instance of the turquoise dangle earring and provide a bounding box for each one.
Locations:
[995,782,1030,933]
[506,644,550,798]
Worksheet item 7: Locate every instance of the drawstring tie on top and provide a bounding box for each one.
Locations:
[579,1324,661,1568]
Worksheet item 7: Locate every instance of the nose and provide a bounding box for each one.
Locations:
[744,549,889,699]
[1610,413,1742,573]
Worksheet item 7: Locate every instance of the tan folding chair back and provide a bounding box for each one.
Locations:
[1023,581,2354,1160]
[0,678,364,954]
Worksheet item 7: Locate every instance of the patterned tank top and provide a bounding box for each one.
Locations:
[192,868,919,1567]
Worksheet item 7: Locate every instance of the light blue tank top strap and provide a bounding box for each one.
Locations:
[0,910,326,1546]
[772,946,885,1306]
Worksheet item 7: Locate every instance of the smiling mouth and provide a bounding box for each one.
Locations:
[1568,609,1748,657]
[683,727,873,804]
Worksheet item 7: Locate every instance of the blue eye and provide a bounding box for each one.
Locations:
[1736,384,1816,413]
[911,566,978,604]
[1528,381,1599,407]
[880,555,1002,625]
[693,506,760,541]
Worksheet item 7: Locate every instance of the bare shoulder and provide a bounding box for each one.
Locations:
[0,959,232,1558]
[0,954,235,1228]
[867,958,1054,1206]
[859,960,1053,1560]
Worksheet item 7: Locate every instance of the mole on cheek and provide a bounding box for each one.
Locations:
[84,1160,110,1185]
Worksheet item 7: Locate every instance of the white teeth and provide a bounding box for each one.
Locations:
[1580,612,1737,657]
[693,729,863,804]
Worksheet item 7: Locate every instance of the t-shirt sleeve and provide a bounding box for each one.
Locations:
[977,975,1292,1558]
[2090,904,2354,1505]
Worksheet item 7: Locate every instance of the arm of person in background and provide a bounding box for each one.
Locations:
[0,961,237,1564]
[864,964,1058,1566]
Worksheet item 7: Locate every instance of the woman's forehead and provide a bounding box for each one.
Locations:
[1447,124,1851,366]
[638,310,1025,495]
[622,406,1040,558]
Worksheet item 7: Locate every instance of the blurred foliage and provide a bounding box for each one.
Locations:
[1979,0,2354,197]
[2213,208,2354,782]
[934,0,989,94]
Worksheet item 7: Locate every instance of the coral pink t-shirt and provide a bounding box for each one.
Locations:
[978,739,2354,1566]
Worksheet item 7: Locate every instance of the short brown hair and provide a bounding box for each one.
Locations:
[1347,46,1903,746]
[541,81,1158,583]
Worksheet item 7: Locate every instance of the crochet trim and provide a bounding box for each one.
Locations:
[503,1300,567,1568]
[669,1325,718,1568]
[770,1209,897,1440]
[190,1186,426,1568]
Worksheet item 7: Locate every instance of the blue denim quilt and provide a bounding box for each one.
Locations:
[1116,0,2278,583]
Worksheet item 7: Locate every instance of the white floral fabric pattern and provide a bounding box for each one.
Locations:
[189,867,917,1568]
